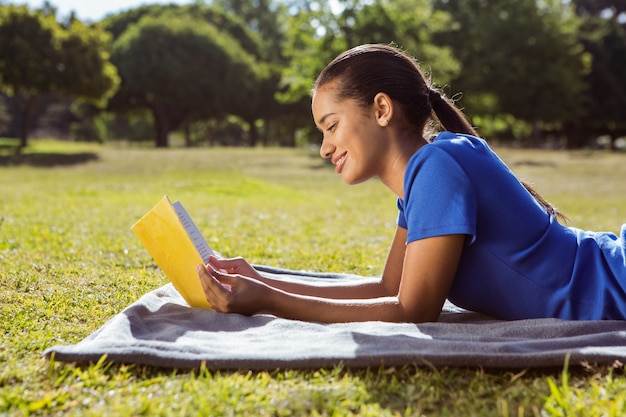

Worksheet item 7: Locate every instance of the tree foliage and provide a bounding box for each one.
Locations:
[570,0,626,148]
[0,4,118,147]
[339,0,460,84]
[105,3,278,147]
[433,0,590,145]
[3,0,624,148]
[277,0,462,143]
[111,11,264,147]
[573,0,626,17]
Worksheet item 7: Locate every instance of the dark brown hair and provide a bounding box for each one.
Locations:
[313,44,564,220]
[313,44,476,136]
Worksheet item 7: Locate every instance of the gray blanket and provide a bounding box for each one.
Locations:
[44,267,626,369]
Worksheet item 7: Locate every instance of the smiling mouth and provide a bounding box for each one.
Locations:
[333,153,347,173]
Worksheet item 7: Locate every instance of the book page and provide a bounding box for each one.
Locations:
[172,200,215,264]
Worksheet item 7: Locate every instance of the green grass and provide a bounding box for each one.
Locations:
[1,139,626,416]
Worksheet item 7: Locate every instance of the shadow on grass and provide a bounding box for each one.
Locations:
[510,159,557,168]
[0,151,99,167]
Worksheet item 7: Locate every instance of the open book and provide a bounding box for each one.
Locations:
[131,195,216,309]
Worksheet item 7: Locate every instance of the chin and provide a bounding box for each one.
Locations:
[342,173,369,186]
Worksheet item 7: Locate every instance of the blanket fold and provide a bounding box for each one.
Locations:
[44,267,626,369]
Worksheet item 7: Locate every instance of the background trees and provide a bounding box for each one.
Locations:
[1,0,624,149]
[0,4,118,148]
[433,0,590,146]
[110,11,264,147]
[570,0,626,149]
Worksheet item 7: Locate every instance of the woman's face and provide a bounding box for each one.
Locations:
[312,85,386,185]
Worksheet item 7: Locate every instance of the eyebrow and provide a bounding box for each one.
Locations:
[317,113,336,126]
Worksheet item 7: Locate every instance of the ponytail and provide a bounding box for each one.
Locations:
[429,89,567,222]
[428,89,477,137]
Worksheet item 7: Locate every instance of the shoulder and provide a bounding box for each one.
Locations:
[399,132,481,243]
[428,131,489,154]
[406,132,484,179]
[406,131,499,180]
[402,132,483,207]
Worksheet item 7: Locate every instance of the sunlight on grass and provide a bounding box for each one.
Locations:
[22,139,104,154]
[1,141,625,416]
[543,360,626,417]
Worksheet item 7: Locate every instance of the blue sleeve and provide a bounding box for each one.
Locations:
[400,146,478,244]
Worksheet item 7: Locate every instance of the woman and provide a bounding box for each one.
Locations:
[197,44,626,322]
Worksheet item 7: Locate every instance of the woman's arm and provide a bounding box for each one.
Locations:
[266,234,464,322]
[197,231,465,323]
[208,226,409,299]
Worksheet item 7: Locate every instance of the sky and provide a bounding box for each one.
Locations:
[12,0,195,22]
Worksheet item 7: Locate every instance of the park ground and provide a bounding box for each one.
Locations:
[1,139,626,416]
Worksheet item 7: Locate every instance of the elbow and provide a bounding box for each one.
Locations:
[415,310,442,323]
[398,303,442,324]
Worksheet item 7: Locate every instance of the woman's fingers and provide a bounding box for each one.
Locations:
[208,256,259,278]
[196,263,267,316]
[208,256,239,272]
[207,256,228,272]
[196,264,233,310]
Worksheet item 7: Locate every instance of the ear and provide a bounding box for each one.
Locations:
[373,92,393,127]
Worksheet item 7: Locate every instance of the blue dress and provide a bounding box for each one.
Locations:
[397,132,626,320]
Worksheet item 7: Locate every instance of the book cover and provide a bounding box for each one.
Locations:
[131,195,212,309]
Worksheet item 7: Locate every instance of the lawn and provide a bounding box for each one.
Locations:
[1,139,625,416]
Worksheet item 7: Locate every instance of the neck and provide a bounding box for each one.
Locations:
[379,135,428,198]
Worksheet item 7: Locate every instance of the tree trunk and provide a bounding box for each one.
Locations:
[184,123,192,147]
[247,118,259,147]
[529,123,542,148]
[151,106,169,148]
[155,128,169,148]
[14,94,40,149]
[610,133,619,151]
[19,119,28,149]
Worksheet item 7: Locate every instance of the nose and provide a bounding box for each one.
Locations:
[319,137,334,159]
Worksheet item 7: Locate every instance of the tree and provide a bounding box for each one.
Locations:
[105,3,265,58]
[573,0,626,17]
[0,94,10,134]
[106,3,280,147]
[277,0,461,144]
[111,13,263,147]
[275,1,350,144]
[433,0,589,145]
[570,0,626,149]
[337,0,461,84]
[210,0,293,145]
[0,5,119,147]
[212,0,288,63]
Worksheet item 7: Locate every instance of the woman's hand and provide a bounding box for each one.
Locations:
[207,256,262,280]
[196,261,270,316]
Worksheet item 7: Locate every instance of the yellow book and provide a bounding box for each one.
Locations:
[131,195,215,309]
